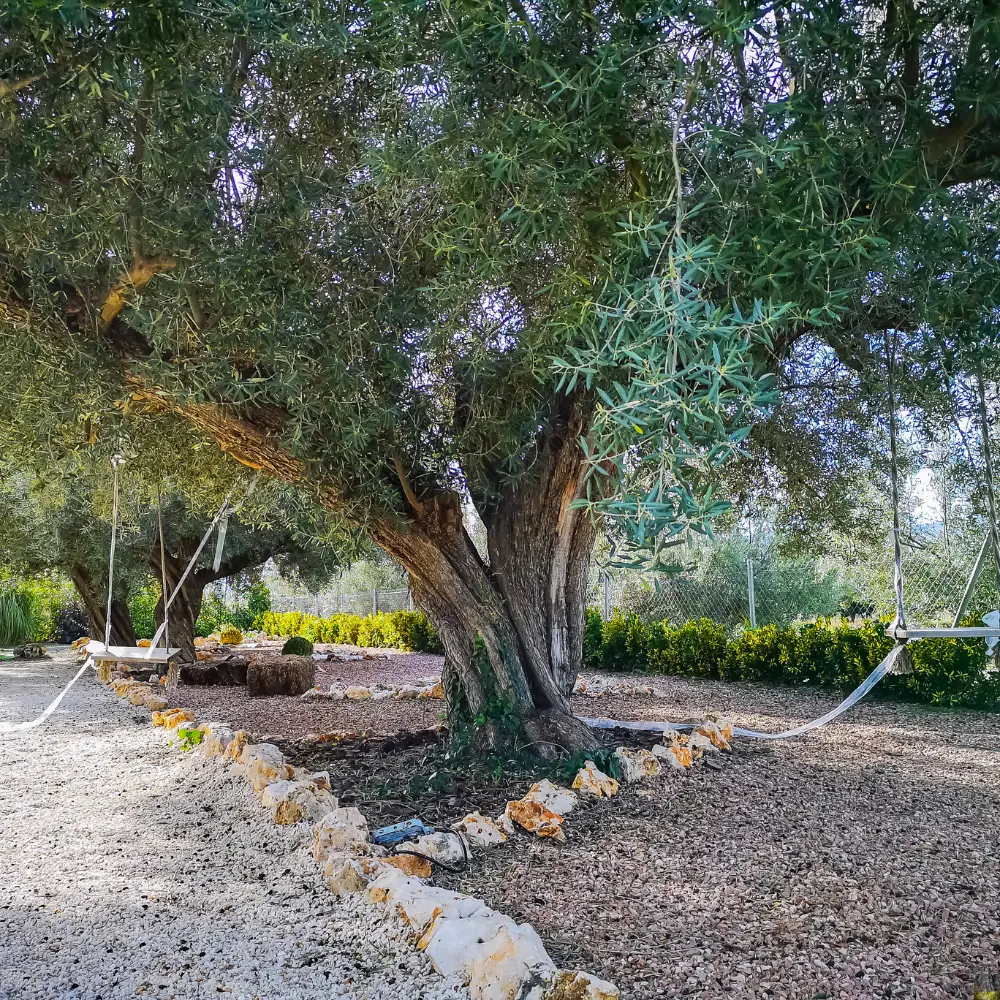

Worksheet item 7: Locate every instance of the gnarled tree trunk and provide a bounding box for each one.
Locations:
[150,536,288,661]
[70,565,137,647]
[151,554,206,662]
[371,411,599,754]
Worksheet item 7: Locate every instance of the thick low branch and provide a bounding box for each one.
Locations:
[0,73,43,101]
[924,109,991,163]
[100,255,176,326]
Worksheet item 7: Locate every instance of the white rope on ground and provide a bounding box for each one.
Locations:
[0,657,95,734]
[581,643,906,741]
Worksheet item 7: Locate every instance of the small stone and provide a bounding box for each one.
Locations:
[524,779,578,816]
[613,747,662,782]
[223,730,251,762]
[452,811,508,848]
[312,807,369,862]
[393,685,422,699]
[571,761,619,798]
[151,708,194,729]
[410,832,469,866]
[261,779,338,825]
[383,853,432,878]
[505,799,566,841]
[545,970,620,1000]
[652,734,693,769]
[239,743,294,794]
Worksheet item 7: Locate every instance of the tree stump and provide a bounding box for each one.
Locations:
[246,655,316,697]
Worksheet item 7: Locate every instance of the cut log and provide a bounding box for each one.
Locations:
[246,655,316,697]
[175,656,249,687]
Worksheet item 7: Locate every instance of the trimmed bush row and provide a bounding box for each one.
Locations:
[259,609,442,653]
[584,609,1000,710]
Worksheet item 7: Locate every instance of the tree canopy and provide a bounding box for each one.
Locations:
[3,0,1000,746]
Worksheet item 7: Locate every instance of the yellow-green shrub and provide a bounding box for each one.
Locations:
[259,609,440,653]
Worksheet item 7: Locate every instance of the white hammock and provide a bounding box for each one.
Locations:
[582,643,906,741]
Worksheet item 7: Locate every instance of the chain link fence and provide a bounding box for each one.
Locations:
[264,579,412,617]
[589,529,1000,632]
[254,528,1000,634]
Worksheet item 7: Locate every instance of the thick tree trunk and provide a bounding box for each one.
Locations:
[371,410,599,755]
[151,554,207,662]
[70,566,137,646]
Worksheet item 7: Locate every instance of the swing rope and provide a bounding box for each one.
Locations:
[142,471,260,658]
[586,334,917,742]
[105,456,124,649]
[0,457,127,735]
[1,467,261,734]
[886,333,907,634]
[156,482,170,653]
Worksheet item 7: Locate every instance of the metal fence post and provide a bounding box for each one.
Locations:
[747,557,757,628]
[372,588,378,616]
[603,573,611,620]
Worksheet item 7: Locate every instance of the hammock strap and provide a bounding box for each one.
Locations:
[581,643,906,741]
[975,363,1000,624]
[886,335,906,632]
[104,457,123,648]
[157,483,170,651]
[143,471,261,658]
[0,657,95,734]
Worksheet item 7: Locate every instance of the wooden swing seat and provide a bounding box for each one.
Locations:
[86,641,183,664]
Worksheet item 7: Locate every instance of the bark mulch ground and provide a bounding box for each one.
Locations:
[168,653,1000,999]
[441,679,1000,1000]
[164,644,446,741]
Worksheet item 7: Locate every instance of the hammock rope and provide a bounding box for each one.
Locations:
[582,644,906,740]
[0,467,260,734]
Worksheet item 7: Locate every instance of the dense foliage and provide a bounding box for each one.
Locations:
[281,635,314,657]
[586,610,1000,710]
[260,610,442,654]
[4,0,1000,740]
[130,580,272,640]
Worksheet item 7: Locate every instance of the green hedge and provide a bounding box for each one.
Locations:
[130,581,273,639]
[584,608,1000,710]
[259,609,442,653]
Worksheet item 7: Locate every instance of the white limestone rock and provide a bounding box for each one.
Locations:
[523,779,578,816]
[312,806,369,862]
[452,811,508,848]
[571,761,619,798]
[545,971,621,999]
[261,778,338,825]
[410,832,469,866]
[239,743,294,794]
[612,747,662,782]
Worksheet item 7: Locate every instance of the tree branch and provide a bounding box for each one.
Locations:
[392,453,425,514]
[99,255,176,326]
[0,73,43,101]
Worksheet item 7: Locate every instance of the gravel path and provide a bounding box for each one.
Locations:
[0,654,468,1000]
[447,672,1000,1000]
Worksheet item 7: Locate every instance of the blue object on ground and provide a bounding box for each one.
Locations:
[371,818,435,846]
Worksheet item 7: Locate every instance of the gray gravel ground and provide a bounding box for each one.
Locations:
[0,654,468,1000]
[448,672,1000,1000]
